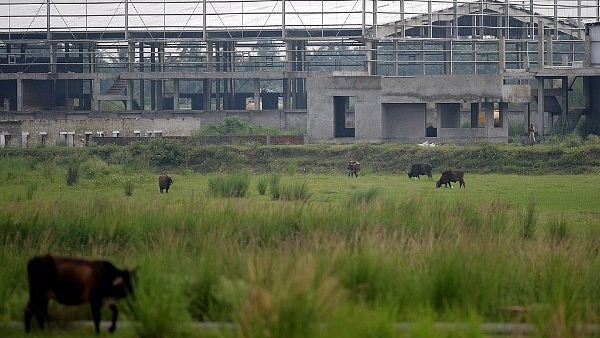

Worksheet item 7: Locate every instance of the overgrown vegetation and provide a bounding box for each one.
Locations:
[1,142,600,338]
[192,116,304,136]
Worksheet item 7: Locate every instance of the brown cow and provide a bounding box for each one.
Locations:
[159,175,173,193]
[24,254,135,334]
[347,160,361,178]
[436,170,465,189]
[408,163,432,179]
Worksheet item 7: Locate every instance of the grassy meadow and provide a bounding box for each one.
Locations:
[1,144,600,338]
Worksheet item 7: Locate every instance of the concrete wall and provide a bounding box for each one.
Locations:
[307,73,520,143]
[0,108,306,147]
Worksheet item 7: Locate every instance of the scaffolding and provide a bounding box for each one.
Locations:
[0,0,598,112]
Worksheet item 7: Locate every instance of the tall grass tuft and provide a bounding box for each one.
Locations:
[256,175,269,195]
[239,255,344,338]
[520,195,537,239]
[548,216,568,241]
[66,162,79,186]
[132,250,192,338]
[346,187,380,207]
[277,180,310,201]
[208,171,250,198]
[269,174,281,200]
[123,179,134,196]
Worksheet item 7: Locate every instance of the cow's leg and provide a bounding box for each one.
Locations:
[24,301,35,332]
[25,297,48,332]
[90,301,102,333]
[108,304,119,333]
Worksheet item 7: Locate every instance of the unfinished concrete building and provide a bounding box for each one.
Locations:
[1,0,600,146]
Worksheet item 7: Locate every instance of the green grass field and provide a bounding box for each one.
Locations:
[1,153,600,338]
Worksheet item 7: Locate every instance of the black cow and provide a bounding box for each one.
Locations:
[159,175,173,193]
[408,163,432,179]
[24,254,135,334]
[347,160,361,178]
[436,170,465,189]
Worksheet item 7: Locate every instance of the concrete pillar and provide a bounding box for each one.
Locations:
[499,37,505,73]
[561,77,568,120]
[49,43,57,73]
[537,20,544,69]
[537,78,545,135]
[546,36,553,67]
[127,80,134,110]
[253,78,260,111]
[92,77,100,111]
[173,79,180,110]
[485,102,494,130]
[128,42,135,72]
[16,78,23,112]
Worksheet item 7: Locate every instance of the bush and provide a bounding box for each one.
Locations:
[66,162,79,186]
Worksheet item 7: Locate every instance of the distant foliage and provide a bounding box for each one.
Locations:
[148,138,186,167]
[195,116,280,136]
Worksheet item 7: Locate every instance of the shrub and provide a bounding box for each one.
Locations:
[66,162,79,186]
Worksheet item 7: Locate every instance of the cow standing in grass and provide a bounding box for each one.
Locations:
[408,163,432,179]
[159,175,173,193]
[24,254,136,334]
[347,160,361,178]
[436,170,465,189]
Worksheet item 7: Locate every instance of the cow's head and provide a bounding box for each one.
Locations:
[435,180,442,188]
[165,176,173,187]
[112,268,137,299]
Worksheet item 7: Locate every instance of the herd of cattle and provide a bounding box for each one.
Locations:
[349,161,465,189]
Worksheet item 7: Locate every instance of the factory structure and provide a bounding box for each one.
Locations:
[1,0,600,146]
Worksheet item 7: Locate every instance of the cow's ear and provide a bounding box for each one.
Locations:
[112,276,124,286]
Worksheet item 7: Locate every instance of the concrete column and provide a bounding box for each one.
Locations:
[128,42,135,72]
[49,43,57,73]
[173,79,180,110]
[127,80,134,110]
[546,36,553,67]
[253,78,260,111]
[92,77,100,111]
[499,37,505,73]
[561,76,568,120]
[485,102,494,131]
[537,78,545,135]
[16,78,23,112]
[537,20,544,69]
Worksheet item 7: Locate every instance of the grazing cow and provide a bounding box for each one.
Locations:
[408,163,433,179]
[347,160,361,178]
[436,170,465,189]
[24,254,135,334]
[158,175,173,193]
